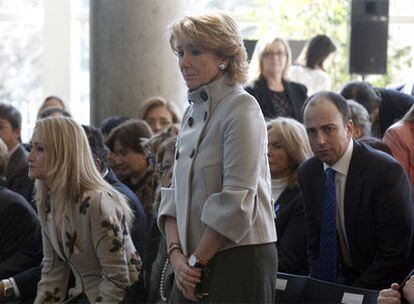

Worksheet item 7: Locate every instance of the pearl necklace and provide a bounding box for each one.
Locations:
[159,258,170,302]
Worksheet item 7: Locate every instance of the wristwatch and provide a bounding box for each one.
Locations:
[2,279,14,299]
[188,254,207,268]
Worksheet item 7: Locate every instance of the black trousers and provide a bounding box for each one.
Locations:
[170,242,278,303]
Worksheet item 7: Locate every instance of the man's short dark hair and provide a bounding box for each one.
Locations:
[0,103,22,130]
[100,116,130,138]
[105,119,153,153]
[82,125,108,171]
[303,91,350,124]
[340,81,381,114]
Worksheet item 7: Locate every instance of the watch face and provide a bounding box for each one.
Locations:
[188,255,197,267]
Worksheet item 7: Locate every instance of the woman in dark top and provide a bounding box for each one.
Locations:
[246,37,307,121]
[267,117,312,275]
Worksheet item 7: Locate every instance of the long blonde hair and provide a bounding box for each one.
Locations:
[34,117,133,226]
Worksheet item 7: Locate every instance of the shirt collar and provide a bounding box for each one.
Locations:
[323,139,354,176]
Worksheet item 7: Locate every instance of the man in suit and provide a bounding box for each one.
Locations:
[340,81,414,137]
[0,103,34,203]
[298,91,413,290]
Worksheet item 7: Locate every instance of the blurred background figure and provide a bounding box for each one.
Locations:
[0,103,34,204]
[383,104,414,189]
[141,96,180,134]
[341,81,414,137]
[36,96,66,120]
[290,34,336,95]
[267,117,312,275]
[347,99,371,138]
[99,116,130,176]
[105,119,156,226]
[246,36,307,121]
[38,107,72,120]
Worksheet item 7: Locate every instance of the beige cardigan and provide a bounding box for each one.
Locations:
[158,76,277,255]
[35,190,141,304]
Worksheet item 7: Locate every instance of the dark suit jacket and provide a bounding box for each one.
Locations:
[105,169,148,261]
[298,141,413,289]
[5,144,34,205]
[378,88,414,136]
[245,76,308,121]
[0,187,42,280]
[275,186,308,275]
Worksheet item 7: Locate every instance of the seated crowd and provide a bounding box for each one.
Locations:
[2,15,414,304]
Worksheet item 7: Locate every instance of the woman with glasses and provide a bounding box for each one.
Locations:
[246,37,308,121]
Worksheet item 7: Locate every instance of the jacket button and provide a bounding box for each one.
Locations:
[204,111,208,121]
[175,151,180,160]
[200,90,208,101]
[190,149,195,158]
[188,117,194,127]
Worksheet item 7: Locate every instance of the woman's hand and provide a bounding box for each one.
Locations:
[378,283,401,304]
[169,250,201,301]
[403,276,414,304]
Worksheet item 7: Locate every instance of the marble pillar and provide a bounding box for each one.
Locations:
[90,0,187,126]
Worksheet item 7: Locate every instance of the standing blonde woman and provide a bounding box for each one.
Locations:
[157,11,277,303]
[29,117,141,303]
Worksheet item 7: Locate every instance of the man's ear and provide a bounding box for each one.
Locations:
[346,119,354,138]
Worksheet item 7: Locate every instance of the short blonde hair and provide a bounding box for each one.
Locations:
[141,96,181,124]
[267,117,312,187]
[169,11,248,85]
[249,36,292,82]
[34,117,133,226]
[0,138,8,184]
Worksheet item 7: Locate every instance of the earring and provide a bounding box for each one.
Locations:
[218,64,226,70]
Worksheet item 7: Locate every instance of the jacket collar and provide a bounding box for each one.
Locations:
[187,75,242,108]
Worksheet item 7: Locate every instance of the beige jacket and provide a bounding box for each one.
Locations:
[158,76,277,255]
[35,190,141,304]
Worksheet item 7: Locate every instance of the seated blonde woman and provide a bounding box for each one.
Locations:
[29,117,141,303]
[141,97,180,134]
[267,117,312,275]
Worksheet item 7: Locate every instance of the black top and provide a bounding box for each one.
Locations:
[378,88,414,136]
[274,186,308,275]
[245,76,308,121]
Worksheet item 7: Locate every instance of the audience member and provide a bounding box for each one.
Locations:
[0,103,34,203]
[105,119,157,221]
[267,117,312,275]
[38,107,71,120]
[145,128,178,303]
[158,12,277,302]
[82,125,148,261]
[29,117,141,303]
[99,116,130,177]
[0,137,41,301]
[36,96,66,119]
[246,36,307,121]
[347,99,371,138]
[290,34,336,95]
[299,91,413,289]
[141,97,180,134]
[99,116,130,139]
[383,104,414,189]
[341,81,414,137]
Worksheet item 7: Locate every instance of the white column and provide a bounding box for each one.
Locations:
[90,0,187,126]
[42,0,72,107]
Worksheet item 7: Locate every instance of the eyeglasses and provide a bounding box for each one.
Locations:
[262,51,287,58]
